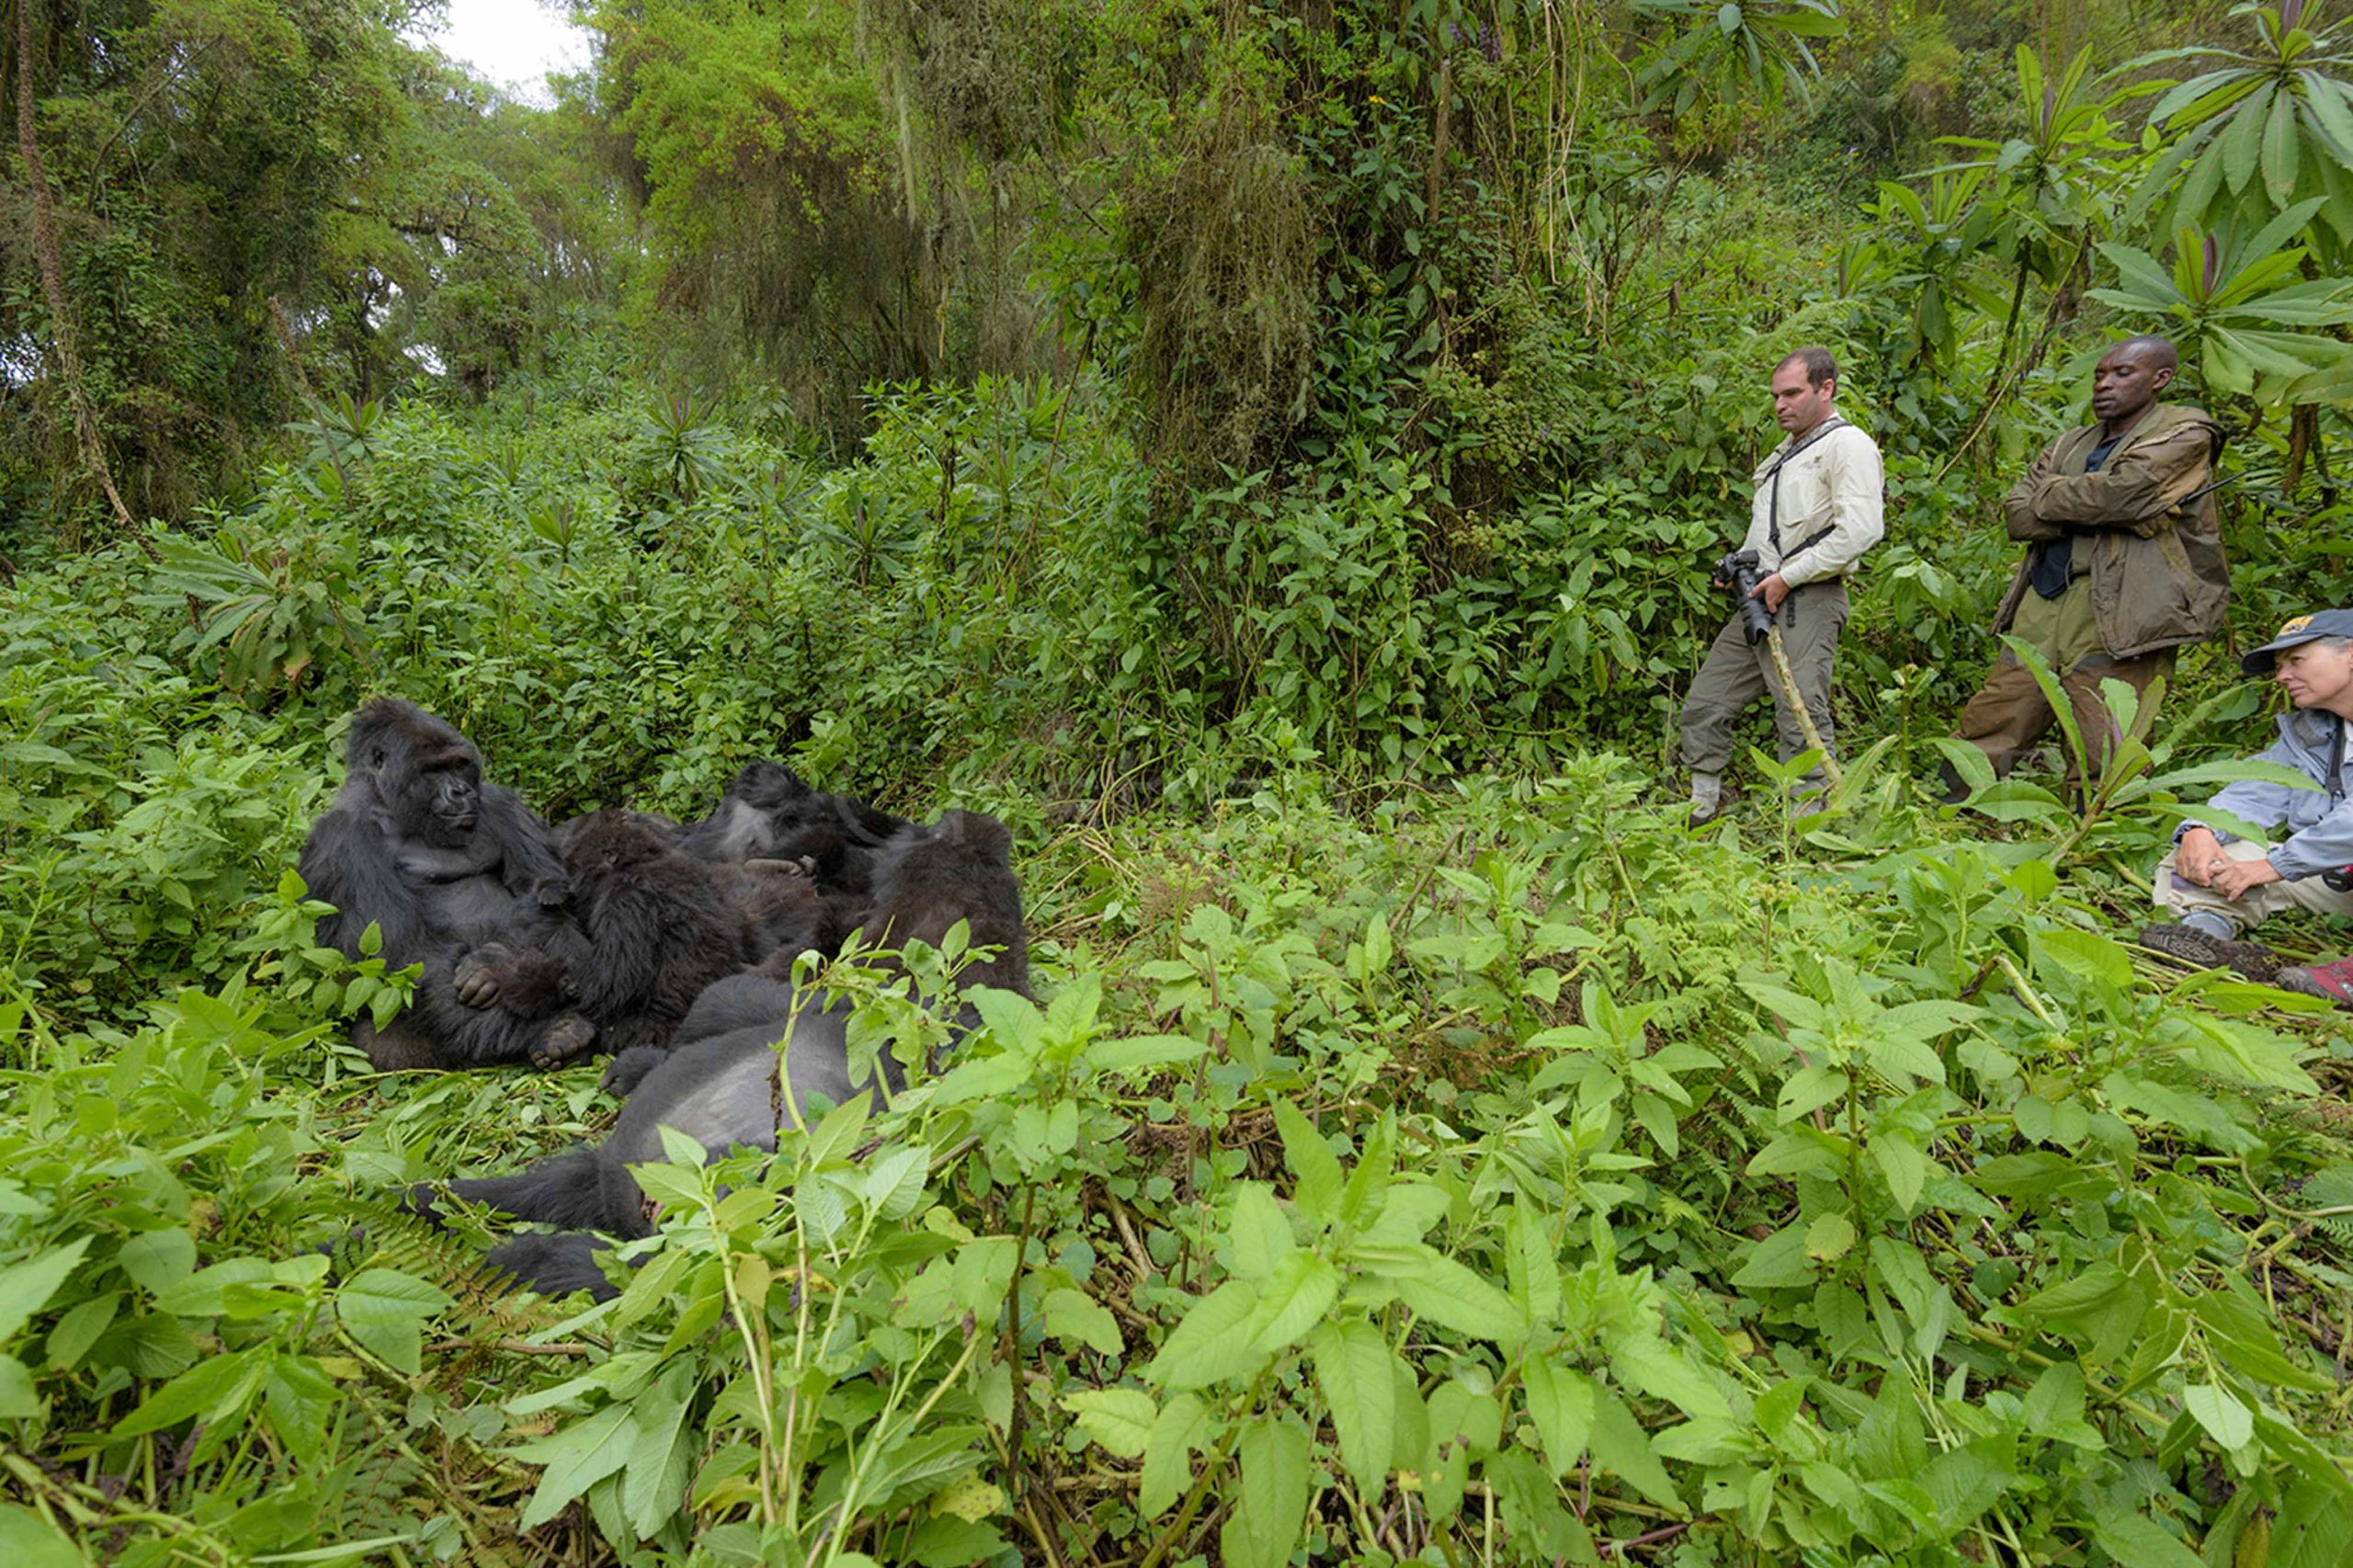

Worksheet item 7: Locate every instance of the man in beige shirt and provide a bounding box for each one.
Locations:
[1680,347,1886,823]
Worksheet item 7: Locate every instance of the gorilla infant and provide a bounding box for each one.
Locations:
[298,699,594,1071]
[456,810,766,1057]
[412,808,1028,1299]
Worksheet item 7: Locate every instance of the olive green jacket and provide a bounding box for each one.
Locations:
[1993,402,2229,660]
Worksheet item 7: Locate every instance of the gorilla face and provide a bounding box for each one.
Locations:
[348,699,487,847]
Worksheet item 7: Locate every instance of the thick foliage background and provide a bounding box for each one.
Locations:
[6,0,2353,1563]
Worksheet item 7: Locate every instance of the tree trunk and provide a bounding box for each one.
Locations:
[14,0,159,562]
[2285,403,2315,494]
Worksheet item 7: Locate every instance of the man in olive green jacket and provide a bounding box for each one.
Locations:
[1949,336,2227,787]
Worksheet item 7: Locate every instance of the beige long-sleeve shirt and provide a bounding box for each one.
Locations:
[1736,419,1886,587]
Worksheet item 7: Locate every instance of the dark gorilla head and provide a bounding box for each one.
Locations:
[860,809,1029,995]
[677,761,816,861]
[730,761,813,811]
[565,809,678,888]
[347,699,484,847]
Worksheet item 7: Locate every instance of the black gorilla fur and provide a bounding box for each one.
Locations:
[551,807,681,858]
[677,760,912,874]
[410,807,1028,1299]
[297,699,595,1070]
[459,810,758,1058]
[707,858,841,966]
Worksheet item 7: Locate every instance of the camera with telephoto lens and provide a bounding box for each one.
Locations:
[1714,548,1776,646]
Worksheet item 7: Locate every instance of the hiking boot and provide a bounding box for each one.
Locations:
[2138,922,2284,983]
[2274,958,2353,1008]
[1689,772,1723,827]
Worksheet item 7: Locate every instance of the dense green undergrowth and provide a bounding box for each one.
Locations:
[6,367,2353,1565]
[7,719,2353,1566]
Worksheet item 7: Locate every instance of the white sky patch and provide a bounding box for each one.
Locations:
[411,0,589,107]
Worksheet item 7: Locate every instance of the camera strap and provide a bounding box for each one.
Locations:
[2331,717,2347,809]
[1766,416,1847,563]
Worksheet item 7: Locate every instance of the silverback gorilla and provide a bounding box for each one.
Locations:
[299,700,595,1071]
[411,809,1028,1299]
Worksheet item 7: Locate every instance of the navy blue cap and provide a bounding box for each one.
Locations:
[2242,609,2353,674]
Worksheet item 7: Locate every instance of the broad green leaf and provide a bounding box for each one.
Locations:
[0,1357,36,1420]
[117,1230,197,1297]
[1064,1388,1156,1459]
[1083,1034,1204,1074]
[0,1507,85,1568]
[335,1268,452,1376]
[0,1239,90,1345]
[1313,1320,1397,1495]
[113,1346,264,1437]
[1148,1280,1264,1390]
[1778,1065,1847,1124]
[2224,85,2273,193]
[1589,1391,1685,1516]
[1609,1334,1732,1424]
[1872,1134,1927,1214]
[1226,1183,1294,1281]
[1506,1202,1563,1325]
[621,1363,699,1540]
[1140,1392,1211,1518]
[1740,980,1829,1031]
[513,1403,637,1530]
[263,1355,340,1455]
[1521,1358,1596,1477]
[863,1144,929,1220]
[2183,1381,2254,1451]
[2192,1290,2333,1392]
[2032,927,2134,991]
[1393,1256,1527,1344]
[1247,1250,1338,1354]
[1804,1211,1857,1261]
[1731,1225,1815,1290]
[1271,1100,1343,1224]
[2263,83,2301,207]
[1041,1289,1121,1355]
[2089,1511,2204,1568]
[1221,1415,1313,1568]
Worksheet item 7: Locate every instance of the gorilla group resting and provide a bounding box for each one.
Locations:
[407,809,1029,1300]
[301,704,935,1073]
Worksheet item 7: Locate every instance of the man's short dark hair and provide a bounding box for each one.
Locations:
[1777,347,1838,389]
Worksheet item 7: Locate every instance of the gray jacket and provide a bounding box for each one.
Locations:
[2190,709,2353,879]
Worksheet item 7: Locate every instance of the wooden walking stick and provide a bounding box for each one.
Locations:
[1766,623,1844,794]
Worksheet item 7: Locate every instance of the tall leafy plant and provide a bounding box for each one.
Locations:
[2089,203,2353,403]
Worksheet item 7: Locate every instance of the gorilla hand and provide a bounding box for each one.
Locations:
[454,943,515,1008]
[529,1015,598,1071]
[456,943,579,1013]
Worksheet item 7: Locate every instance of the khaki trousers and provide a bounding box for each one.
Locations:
[1955,577,2172,782]
[2153,839,2353,935]
[1679,580,1847,778]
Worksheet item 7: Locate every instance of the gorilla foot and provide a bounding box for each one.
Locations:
[600,1045,668,1099]
[454,943,516,1008]
[530,1014,597,1070]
